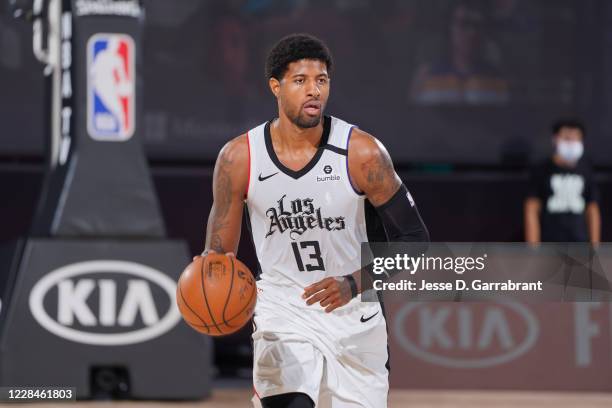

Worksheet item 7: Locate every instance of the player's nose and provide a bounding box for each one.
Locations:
[305,79,321,98]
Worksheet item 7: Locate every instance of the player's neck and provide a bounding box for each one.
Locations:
[271,115,324,151]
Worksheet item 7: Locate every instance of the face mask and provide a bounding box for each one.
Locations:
[556,140,583,163]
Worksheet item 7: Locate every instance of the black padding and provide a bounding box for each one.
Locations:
[261,392,315,408]
[375,184,430,242]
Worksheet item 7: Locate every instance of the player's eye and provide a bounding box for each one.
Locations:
[295,78,304,84]
[318,78,328,85]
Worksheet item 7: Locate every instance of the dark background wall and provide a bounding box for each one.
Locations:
[3,165,610,249]
[1,0,612,167]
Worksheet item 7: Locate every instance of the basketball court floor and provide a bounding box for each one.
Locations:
[3,389,612,407]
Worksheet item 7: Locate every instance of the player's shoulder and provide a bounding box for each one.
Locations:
[347,127,390,165]
[216,134,249,182]
[214,134,250,193]
[218,133,249,164]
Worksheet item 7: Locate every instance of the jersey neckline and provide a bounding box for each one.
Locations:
[264,115,332,180]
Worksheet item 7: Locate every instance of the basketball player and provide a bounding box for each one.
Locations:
[196,34,429,408]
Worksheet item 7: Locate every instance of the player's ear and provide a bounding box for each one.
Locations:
[269,77,280,98]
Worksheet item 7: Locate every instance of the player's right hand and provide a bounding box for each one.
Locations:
[303,276,353,313]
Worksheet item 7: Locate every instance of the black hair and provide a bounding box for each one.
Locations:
[265,33,333,80]
[552,118,586,137]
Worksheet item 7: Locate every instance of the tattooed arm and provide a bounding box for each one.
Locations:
[347,129,402,205]
[203,134,249,255]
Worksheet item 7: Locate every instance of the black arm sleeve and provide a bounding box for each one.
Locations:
[375,184,430,242]
[359,184,430,287]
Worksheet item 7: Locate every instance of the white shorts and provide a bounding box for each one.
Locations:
[252,280,389,408]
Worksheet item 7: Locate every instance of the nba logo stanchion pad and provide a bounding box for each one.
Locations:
[0,0,212,400]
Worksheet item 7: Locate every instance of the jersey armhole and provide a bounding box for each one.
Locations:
[346,126,366,197]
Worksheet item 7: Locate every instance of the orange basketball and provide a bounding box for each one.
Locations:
[176,253,257,336]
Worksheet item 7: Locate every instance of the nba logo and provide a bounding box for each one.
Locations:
[87,33,135,141]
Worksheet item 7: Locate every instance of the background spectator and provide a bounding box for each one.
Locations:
[524,118,601,243]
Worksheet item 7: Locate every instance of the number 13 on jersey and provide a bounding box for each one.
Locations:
[291,241,325,272]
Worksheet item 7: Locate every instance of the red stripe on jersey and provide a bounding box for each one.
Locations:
[245,132,251,200]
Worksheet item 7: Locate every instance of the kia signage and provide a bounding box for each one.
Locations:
[393,302,539,369]
[388,302,612,391]
[0,239,212,399]
[29,260,181,346]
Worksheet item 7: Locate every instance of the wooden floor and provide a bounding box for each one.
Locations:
[4,389,612,407]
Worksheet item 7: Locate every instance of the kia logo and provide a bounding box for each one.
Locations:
[393,302,539,368]
[29,260,181,346]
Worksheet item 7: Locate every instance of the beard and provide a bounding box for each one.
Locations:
[285,105,322,129]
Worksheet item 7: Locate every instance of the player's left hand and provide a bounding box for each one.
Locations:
[303,277,353,313]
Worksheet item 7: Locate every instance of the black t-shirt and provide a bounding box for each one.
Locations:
[527,159,599,242]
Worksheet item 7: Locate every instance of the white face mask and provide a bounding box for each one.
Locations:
[556,140,583,163]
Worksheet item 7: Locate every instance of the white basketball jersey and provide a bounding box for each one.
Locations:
[245,116,369,293]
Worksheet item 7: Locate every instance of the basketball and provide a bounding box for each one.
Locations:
[176,253,257,336]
